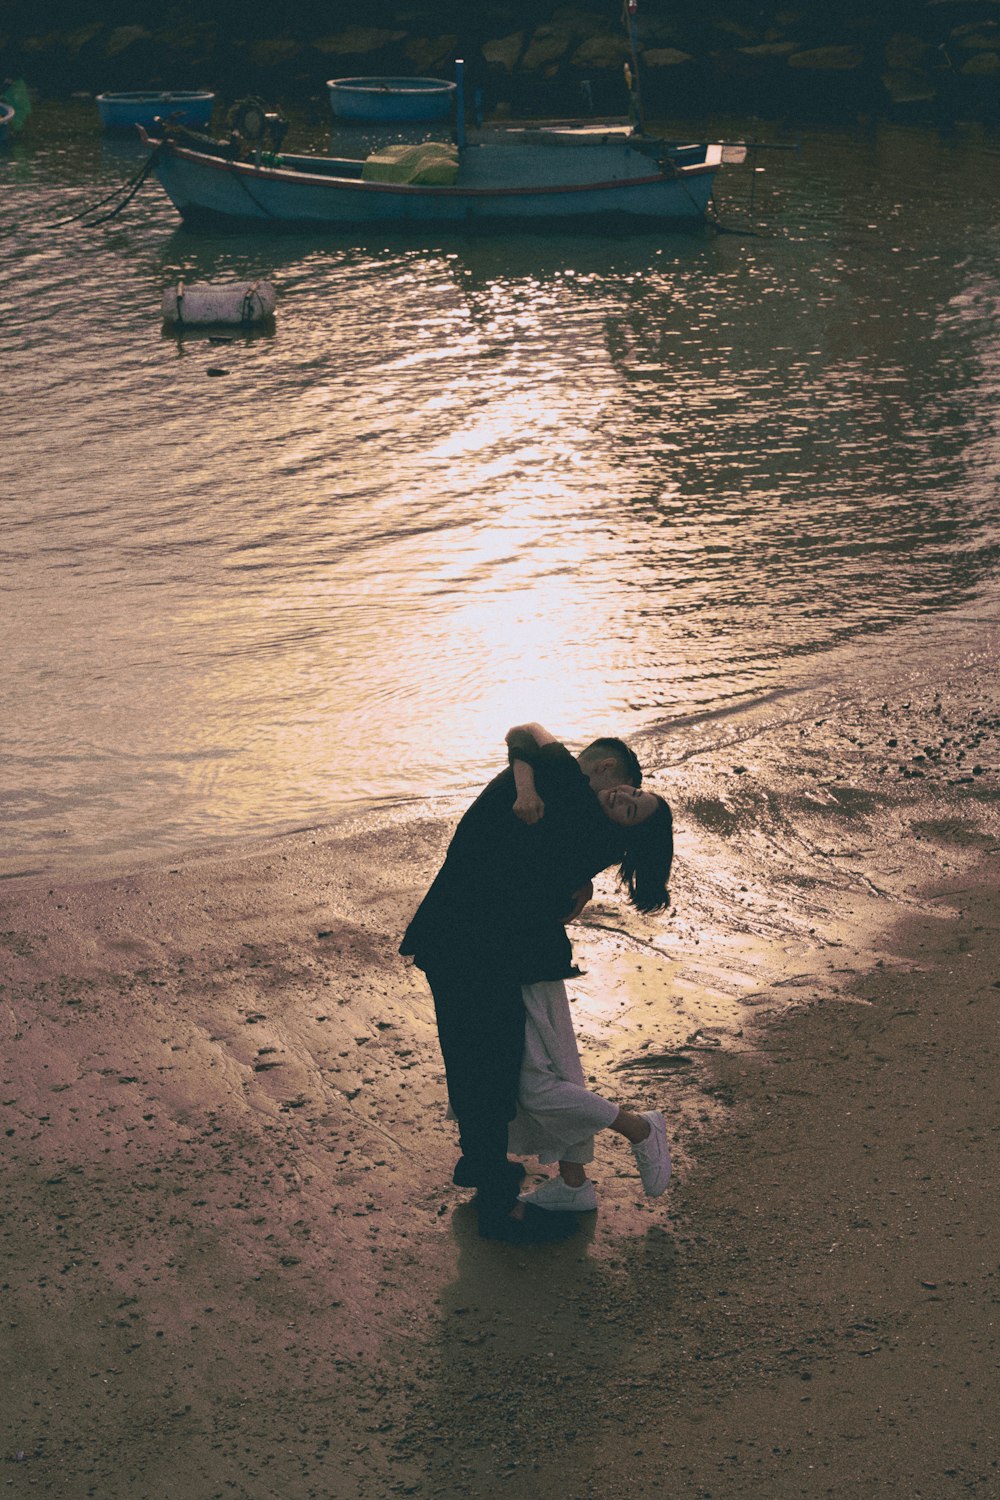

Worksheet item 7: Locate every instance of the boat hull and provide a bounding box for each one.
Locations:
[327,77,456,123]
[148,139,719,231]
[98,92,215,133]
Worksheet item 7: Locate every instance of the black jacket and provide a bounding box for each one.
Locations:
[399,742,623,982]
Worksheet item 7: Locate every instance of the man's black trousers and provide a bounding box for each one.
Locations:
[424,965,527,1219]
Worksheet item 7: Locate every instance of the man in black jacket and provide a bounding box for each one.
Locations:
[400,731,642,1244]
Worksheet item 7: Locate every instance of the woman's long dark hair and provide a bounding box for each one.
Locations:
[618,795,673,913]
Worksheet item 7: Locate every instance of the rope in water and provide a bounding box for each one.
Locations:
[240,281,262,324]
[48,144,161,229]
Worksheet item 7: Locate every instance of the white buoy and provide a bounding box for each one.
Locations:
[161,279,276,326]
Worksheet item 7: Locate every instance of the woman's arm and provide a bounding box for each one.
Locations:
[505,722,558,749]
[506,724,557,824]
[512,758,545,825]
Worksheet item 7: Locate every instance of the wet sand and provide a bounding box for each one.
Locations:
[3,661,999,1496]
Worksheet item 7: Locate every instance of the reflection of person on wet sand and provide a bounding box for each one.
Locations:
[399,720,674,1245]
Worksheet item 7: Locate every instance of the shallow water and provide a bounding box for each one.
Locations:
[3,100,1000,875]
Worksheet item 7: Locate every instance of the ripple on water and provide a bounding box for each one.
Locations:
[3,105,1000,869]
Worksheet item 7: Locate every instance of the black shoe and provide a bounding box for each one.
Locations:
[477,1202,580,1245]
[453,1156,526,1190]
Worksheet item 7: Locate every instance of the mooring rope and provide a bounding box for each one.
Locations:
[48,145,162,229]
[240,280,262,324]
[229,160,279,220]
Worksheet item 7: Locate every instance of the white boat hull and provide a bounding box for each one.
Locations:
[148,136,721,230]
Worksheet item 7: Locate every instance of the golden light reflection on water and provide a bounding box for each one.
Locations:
[262,369,636,810]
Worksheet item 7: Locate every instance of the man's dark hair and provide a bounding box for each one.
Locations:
[579,737,642,788]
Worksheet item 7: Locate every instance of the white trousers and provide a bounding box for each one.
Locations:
[507,980,619,1166]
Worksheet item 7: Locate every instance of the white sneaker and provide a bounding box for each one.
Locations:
[631,1111,671,1196]
[518,1176,598,1212]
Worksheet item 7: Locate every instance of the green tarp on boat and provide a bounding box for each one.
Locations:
[361,141,459,185]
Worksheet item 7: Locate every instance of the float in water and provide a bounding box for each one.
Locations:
[161,279,276,327]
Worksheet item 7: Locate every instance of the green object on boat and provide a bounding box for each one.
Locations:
[361,141,459,186]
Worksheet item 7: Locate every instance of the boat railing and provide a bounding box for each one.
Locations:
[156,123,240,160]
[151,125,365,180]
[278,153,364,180]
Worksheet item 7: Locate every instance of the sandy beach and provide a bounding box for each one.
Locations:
[3,652,1000,1497]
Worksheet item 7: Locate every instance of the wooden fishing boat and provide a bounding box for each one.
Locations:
[139,121,728,231]
[97,90,215,133]
[327,76,456,123]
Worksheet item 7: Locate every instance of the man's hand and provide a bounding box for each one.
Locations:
[564,882,594,923]
[513,789,545,825]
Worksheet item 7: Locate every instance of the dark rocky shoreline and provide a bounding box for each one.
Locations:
[3,1,998,124]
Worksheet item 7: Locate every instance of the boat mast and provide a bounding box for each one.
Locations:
[623,0,647,135]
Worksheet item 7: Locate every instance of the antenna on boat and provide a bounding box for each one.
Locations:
[623,0,647,135]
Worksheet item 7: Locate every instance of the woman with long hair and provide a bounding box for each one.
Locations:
[504,723,674,1216]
